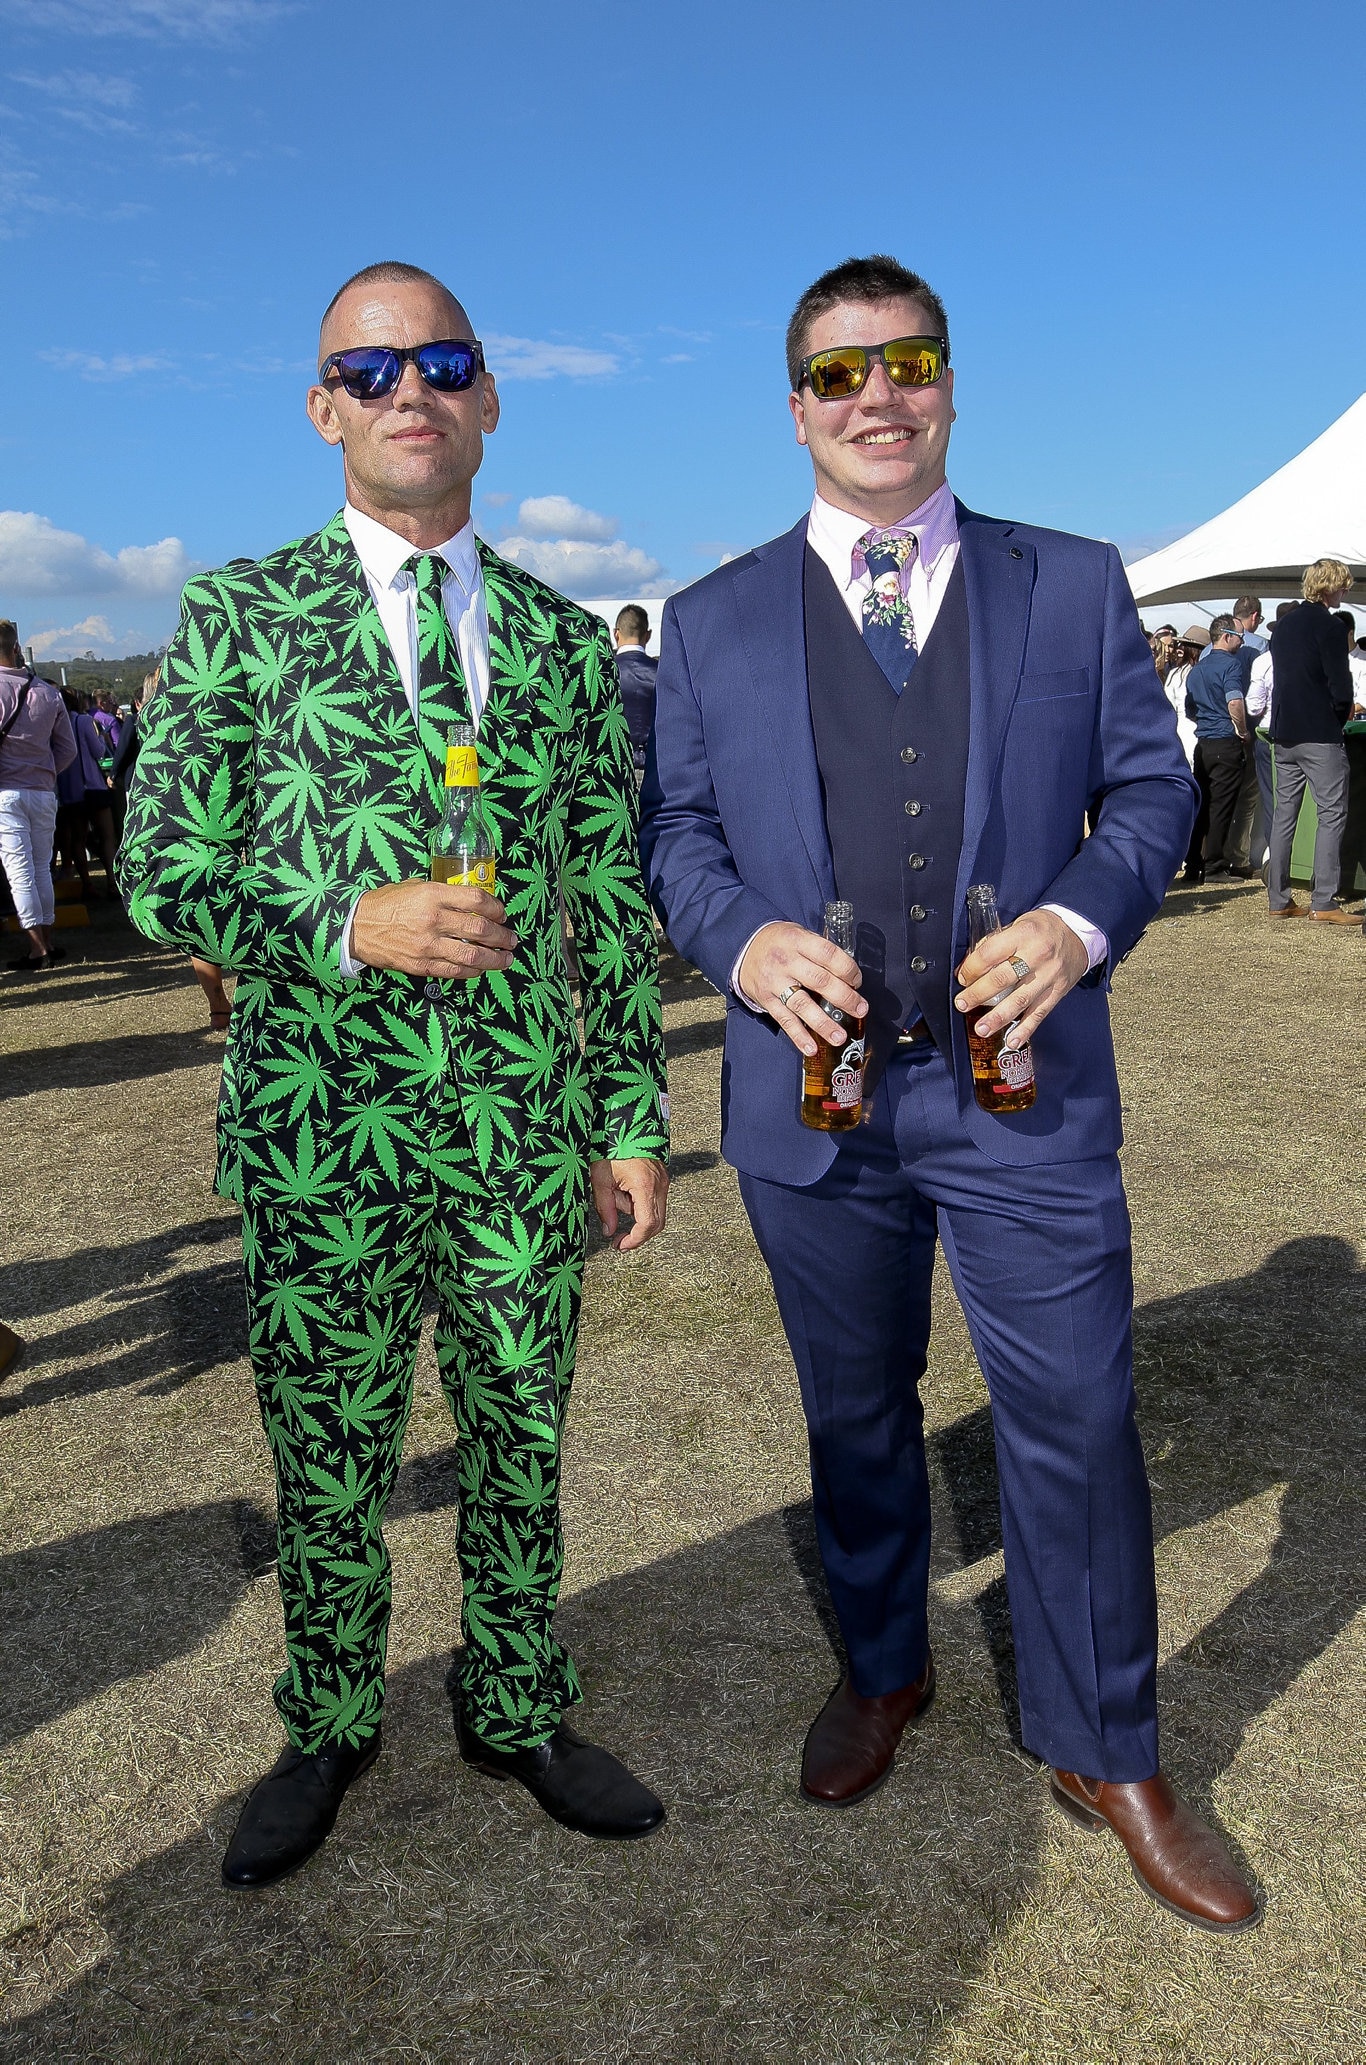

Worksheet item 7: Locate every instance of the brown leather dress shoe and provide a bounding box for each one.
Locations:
[1050,1770,1261,1933]
[1267,902,1310,918]
[1308,906,1361,925]
[801,1656,936,1807]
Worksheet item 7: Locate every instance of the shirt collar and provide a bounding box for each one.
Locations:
[343,502,480,596]
[808,478,959,587]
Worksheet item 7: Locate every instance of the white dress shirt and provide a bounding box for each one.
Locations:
[343,502,489,723]
[731,482,1106,1010]
[338,503,490,977]
[1245,648,1274,726]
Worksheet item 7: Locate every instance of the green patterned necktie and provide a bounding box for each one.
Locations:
[405,551,472,725]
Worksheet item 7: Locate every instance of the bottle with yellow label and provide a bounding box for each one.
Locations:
[431,722,497,891]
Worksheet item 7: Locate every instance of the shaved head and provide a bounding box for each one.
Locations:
[307,265,498,550]
[319,260,470,366]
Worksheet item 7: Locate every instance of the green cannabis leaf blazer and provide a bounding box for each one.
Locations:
[120,514,669,1213]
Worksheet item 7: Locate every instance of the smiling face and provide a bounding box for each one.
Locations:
[306,276,499,546]
[789,294,956,526]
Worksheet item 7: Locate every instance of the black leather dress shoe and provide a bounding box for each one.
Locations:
[222,1733,381,1889]
[454,1701,665,1839]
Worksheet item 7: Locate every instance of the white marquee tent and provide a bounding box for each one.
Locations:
[1126,393,1366,608]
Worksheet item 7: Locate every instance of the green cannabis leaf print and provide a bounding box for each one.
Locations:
[119,514,668,1752]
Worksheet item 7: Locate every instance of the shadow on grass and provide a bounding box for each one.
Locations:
[0,1029,223,1101]
[0,1218,246,1417]
[2,1238,1361,2059]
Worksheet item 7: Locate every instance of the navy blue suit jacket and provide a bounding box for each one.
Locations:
[639,504,1198,1183]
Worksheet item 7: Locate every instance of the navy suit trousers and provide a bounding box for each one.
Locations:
[738,1045,1160,1783]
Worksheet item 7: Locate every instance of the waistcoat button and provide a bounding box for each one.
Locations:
[901,746,918,763]
[908,852,926,870]
[909,904,926,921]
[910,955,928,973]
[905,799,922,816]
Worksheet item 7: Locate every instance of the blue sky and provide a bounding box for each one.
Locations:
[2,0,1362,656]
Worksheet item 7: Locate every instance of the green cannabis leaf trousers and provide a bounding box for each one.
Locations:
[241,1077,584,1754]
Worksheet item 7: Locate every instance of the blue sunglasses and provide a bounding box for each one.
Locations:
[318,338,485,401]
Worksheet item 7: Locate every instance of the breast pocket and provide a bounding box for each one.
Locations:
[1017,669,1092,703]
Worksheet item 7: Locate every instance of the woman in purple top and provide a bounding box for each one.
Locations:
[0,620,78,970]
[72,697,119,897]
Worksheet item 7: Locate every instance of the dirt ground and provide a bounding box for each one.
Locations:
[1,880,1363,2065]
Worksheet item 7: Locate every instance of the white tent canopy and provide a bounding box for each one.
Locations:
[1126,394,1366,607]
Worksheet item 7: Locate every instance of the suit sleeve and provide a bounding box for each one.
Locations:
[559,621,670,1164]
[1324,614,1353,721]
[638,597,791,993]
[118,573,356,989]
[1037,545,1199,963]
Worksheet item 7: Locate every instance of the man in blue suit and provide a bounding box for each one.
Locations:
[640,256,1259,1932]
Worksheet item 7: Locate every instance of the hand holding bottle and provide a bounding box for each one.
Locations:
[350,879,517,979]
[954,903,1087,1048]
[738,920,867,1058]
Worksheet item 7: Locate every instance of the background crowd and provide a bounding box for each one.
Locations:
[1148,558,1364,923]
[2,556,1361,986]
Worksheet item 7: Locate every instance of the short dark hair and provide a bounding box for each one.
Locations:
[1209,613,1239,641]
[615,605,649,642]
[786,255,949,391]
[1232,595,1261,618]
[320,261,456,349]
[0,618,19,658]
[1335,609,1356,635]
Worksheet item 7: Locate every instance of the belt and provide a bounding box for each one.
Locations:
[895,1018,933,1047]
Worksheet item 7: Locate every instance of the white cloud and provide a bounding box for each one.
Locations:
[15,69,137,106]
[498,537,668,597]
[513,495,617,544]
[485,333,619,382]
[662,353,694,365]
[14,69,138,131]
[27,614,120,660]
[0,511,191,597]
[42,348,175,380]
[1,0,282,35]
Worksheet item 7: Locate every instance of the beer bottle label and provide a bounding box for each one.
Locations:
[445,744,479,787]
[455,857,496,892]
[830,1037,866,1110]
[996,1042,1035,1093]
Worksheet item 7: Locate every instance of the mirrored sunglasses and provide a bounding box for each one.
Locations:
[799,335,947,401]
[318,338,485,401]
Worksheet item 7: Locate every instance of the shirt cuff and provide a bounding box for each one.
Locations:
[729,925,774,1011]
[1042,903,1108,972]
[338,892,366,980]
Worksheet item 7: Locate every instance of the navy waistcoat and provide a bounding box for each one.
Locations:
[804,546,971,1062]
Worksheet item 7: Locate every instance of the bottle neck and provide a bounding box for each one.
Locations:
[444,739,480,791]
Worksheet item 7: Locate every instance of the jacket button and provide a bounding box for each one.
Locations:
[901,746,918,763]
[424,980,440,999]
[908,853,926,870]
[910,955,928,973]
[909,904,926,921]
[1010,546,1024,559]
[905,800,922,816]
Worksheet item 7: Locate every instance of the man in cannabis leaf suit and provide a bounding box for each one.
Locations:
[120,263,671,1887]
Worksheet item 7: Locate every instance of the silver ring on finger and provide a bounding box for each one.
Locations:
[776,983,803,1008]
[1007,954,1031,986]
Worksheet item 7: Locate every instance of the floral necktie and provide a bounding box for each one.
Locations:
[859,530,919,693]
[404,552,471,723]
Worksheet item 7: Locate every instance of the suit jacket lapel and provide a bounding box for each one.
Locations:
[955,505,1035,920]
[734,519,836,907]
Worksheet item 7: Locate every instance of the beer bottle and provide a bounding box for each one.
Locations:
[800,899,867,1132]
[431,723,496,891]
[963,883,1036,1113]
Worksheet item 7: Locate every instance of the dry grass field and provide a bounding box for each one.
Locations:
[1,880,1363,2064]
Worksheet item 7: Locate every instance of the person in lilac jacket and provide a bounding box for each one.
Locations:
[0,621,77,970]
